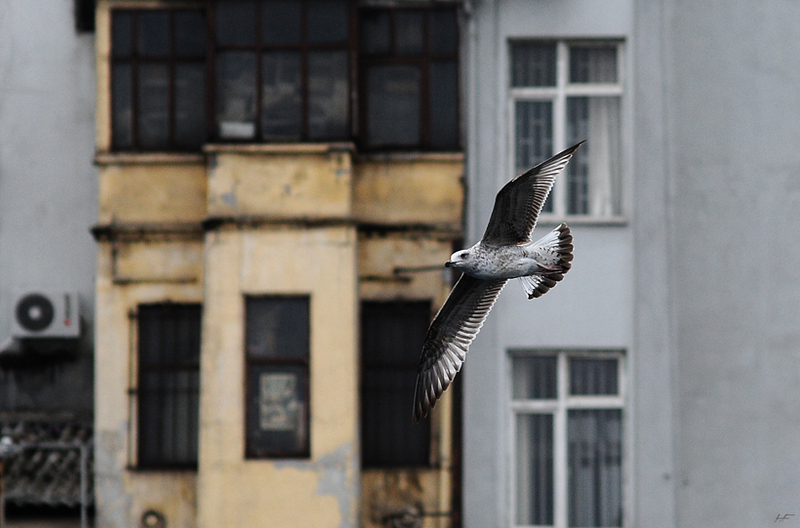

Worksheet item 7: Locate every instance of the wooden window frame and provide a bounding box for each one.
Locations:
[357,6,461,151]
[244,295,311,460]
[110,8,208,152]
[210,0,356,143]
[132,303,202,470]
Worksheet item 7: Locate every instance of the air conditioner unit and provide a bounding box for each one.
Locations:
[11,291,80,339]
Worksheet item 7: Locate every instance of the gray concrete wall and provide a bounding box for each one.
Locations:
[662,1,800,525]
[463,0,639,526]
[0,0,97,418]
[466,0,800,527]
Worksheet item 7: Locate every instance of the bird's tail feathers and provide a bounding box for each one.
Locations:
[520,223,573,299]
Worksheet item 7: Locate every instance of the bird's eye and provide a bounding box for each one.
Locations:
[461,251,469,259]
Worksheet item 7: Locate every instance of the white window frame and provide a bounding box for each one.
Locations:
[508,40,625,223]
[509,349,626,528]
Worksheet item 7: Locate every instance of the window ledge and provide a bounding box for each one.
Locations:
[536,216,628,227]
[356,151,464,163]
[94,152,206,166]
[203,142,356,155]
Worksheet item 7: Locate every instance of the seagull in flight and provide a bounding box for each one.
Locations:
[412,142,584,422]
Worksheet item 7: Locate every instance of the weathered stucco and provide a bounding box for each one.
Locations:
[206,145,354,220]
[354,155,464,228]
[197,226,359,528]
[98,162,207,224]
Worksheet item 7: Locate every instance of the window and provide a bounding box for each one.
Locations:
[213,0,352,142]
[511,350,624,527]
[111,9,207,151]
[136,303,201,468]
[361,301,431,467]
[359,8,459,149]
[245,296,310,458]
[510,41,623,218]
[109,2,460,152]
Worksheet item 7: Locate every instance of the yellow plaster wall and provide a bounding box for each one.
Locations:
[353,157,464,227]
[94,242,203,528]
[198,226,359,528]
[98,163,207,224]
[112,240,203,283]
[206,147,353,220]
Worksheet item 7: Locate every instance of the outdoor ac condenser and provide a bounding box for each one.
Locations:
[11,291,80,339]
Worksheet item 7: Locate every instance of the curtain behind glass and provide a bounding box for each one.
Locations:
[516,413,554,525]
[567,96,621,216]
[568,409,623,527]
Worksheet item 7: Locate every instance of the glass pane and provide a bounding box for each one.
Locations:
[246,365,308,457]
[175,63,206,149]
[568,409,623,527]
[112,64,133,148]
[567,96,621,216]
[138,305,202,367]
[245,297,309,359]
[429,10,457,55]
[570,45,618,83]
[395,11,423,55]
[216,51,257,139]
[137,11,169,56]
[511,42,556,87]
[261,52,302,140]
[516,413,554,525]
[570,358,618,395]
[366,65,420,146]
[111,11,132,58]
[308,51,349,139]
[360,301,432,467]
[215,0,256,46]
[360,10,390,55]
[262,0,301,45]
[512,356,557,399]
[308,0,348,44]
[137,63,170,150]
[515,100,553,212]
[429,60,459,149]
[175,11,206,57]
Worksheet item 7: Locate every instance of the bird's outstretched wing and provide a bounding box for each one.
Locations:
[481,141,584,246]
[413,274,507,422]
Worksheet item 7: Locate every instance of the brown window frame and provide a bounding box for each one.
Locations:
[110,8,208,152]
[244,295,311,459]
[357,6,461,151]
[210,0,356,143]
[135,303,202,470]
[108,2,462,152]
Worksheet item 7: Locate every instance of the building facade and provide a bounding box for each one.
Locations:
[93,1,464,527]
[463,1,800,527]
[0,0,97,522]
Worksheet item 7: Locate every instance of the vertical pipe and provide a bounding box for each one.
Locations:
[80,444,89,528]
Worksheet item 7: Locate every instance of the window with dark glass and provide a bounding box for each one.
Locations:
[359,7,459,150]
[361,301,431,467]
[245,296,310,459]
[111,9,207,151]
[213,0,352,142]
[137,303,201,468]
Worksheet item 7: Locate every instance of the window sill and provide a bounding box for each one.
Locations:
[536,215,628,227]
[203,142,356,155]
[94,151,205,166]
[356,151,464,163]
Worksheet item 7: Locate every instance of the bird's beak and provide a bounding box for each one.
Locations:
[444,261,452,268]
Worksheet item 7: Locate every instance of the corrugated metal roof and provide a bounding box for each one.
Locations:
[0,420,92,507]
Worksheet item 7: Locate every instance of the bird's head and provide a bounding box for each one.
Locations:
[445,249,473,271]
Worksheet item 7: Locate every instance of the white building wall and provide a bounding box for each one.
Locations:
[0,0,97,415]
